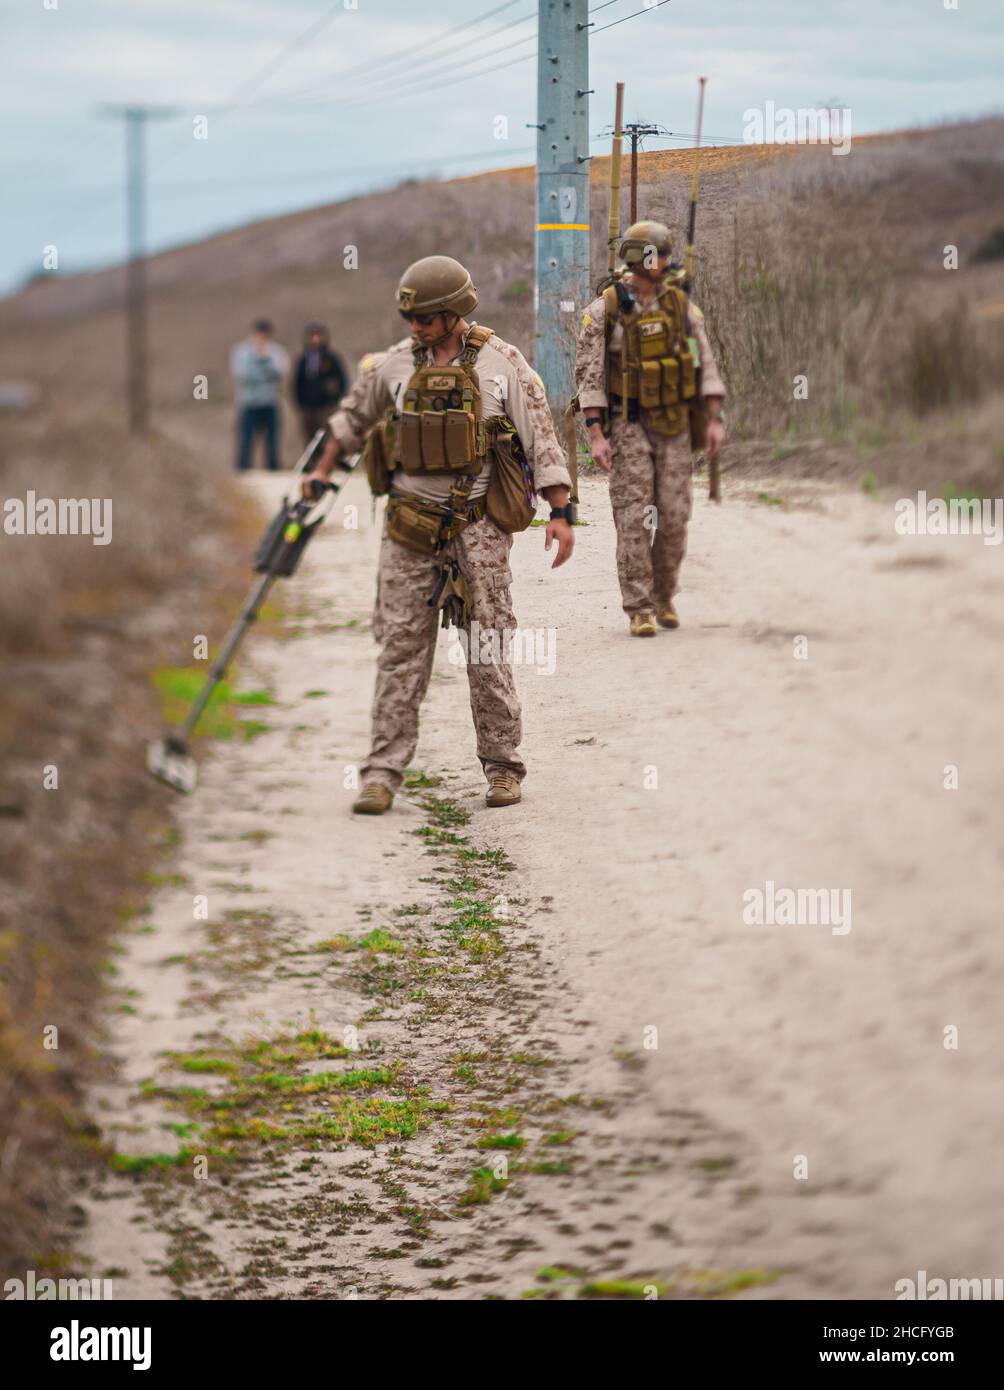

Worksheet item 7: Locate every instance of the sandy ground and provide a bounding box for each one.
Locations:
[78,464,1004,1300]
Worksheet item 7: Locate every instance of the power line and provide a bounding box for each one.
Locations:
[259,15,538,113]
[593,0,673,34]
[263,0,526,106]
[213,2,344,112]
[314,46,538,116]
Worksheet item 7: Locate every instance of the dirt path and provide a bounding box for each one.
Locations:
[79,467,1004,1301]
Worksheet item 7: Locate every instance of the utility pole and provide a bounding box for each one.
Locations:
[533,0,590,410]
[98,105,176,434]
[623,121,662,223]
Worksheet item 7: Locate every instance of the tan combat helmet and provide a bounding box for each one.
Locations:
[619,220,673,266]
[396,256,478,317]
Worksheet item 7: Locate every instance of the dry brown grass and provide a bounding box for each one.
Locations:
[686,122,1004,491]
[0,406,253,1274]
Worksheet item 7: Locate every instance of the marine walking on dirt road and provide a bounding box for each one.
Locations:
[304,255,575,814]
[574,220,725,637]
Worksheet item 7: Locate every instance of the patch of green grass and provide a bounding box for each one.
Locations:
[403,769,443,789]
[529,1158,571,1175]
[240,720,272,742]
[232,688,277,707]
[578,1278,670,1299]
[536,1264,585,1283]
[152,667,236,740]
[756,491,789,509]
[440,895,506,958]
[460,1166,509,1205]
[861,471,879,498]
[110,1150,196,1175]
[421,795,470,829]
[357,928,404,954]
[141,871,189,889]
[303,689,330,698]
[477,1132,524,1150]
[687,1267,781,1296]
[416,825,468,848]
[542,1130,577,1145]
[175,1056,237,1075]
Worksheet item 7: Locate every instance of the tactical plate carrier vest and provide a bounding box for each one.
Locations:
[608,282,699,437]
[362,326,536,562]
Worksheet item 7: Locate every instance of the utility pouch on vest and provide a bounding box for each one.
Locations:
[486,418,536,534]
[444,408,476,466]
[420,410,447,472]
[385,497,442,554]
[363,420,392,497]
[398,412,423,473]
[384,486,486,558]
[661,357,680,405]
[639,360,662,409]
[678,343,697,400]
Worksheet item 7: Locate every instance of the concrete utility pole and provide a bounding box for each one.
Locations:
[533,0,590,410]
[98,105,176,434]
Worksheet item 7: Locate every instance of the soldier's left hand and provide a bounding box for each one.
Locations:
[705,418,725,461]
[545,518,574,569]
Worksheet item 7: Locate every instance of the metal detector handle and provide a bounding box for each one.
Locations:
[301,477,332,502]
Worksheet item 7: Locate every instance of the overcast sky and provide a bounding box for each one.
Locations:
[1,0,1001,295]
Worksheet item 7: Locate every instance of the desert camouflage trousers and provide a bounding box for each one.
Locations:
[362,515,526,790]
[608,416,693,615]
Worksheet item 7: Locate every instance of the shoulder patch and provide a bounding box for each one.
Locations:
[582,311,592,327]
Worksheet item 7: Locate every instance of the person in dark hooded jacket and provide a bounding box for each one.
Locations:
[293,322,348,445]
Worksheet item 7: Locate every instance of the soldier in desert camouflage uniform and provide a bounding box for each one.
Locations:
[305,256,574,814]
[574,220,725,636]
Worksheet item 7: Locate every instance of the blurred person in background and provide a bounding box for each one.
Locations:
[230,318,290,471]
[293,321,349,445]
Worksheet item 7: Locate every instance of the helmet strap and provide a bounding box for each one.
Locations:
[421,311,465,351]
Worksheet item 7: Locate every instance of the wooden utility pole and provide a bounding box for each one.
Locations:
[624,122,661,223]
[98,105,177,434]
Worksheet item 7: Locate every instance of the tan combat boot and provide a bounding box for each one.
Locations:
[352,782,394,815]
[486,772,522,808]
[629,612,658,637]
[656,603,679,629]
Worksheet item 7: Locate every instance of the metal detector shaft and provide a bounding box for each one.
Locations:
[177,569,276,743]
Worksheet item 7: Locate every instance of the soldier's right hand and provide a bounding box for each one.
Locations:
[301,469,329,500]
[589,431,613,472]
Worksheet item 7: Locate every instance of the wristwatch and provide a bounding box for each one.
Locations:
[585,416,603,429]
[550,503,577,524]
